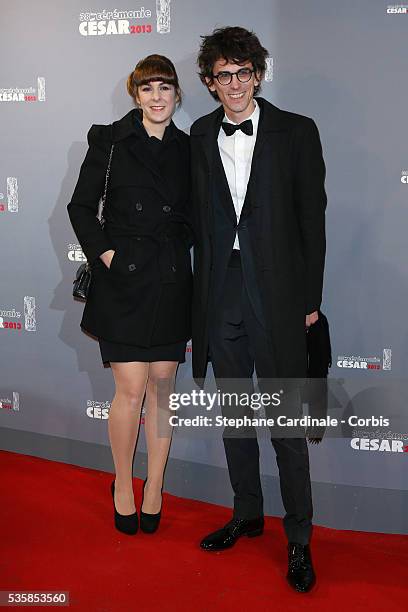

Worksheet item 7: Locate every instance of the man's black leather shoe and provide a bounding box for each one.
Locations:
[200,517,264,551]
[286,543,316,592]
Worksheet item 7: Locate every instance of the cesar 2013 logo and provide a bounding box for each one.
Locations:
[78,1,171,36]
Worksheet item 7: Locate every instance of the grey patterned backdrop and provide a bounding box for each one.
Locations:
[1,0,407,534]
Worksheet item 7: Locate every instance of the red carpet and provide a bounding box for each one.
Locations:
[1,450,407,611]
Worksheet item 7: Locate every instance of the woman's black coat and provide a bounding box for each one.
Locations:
[68,109,192,347]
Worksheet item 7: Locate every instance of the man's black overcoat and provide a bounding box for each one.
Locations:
[68,109,192,347]
[190,97,327,380]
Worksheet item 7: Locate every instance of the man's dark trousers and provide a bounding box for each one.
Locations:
[208,250,313,545]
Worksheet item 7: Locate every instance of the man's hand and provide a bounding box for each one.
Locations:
[305,311,319,329]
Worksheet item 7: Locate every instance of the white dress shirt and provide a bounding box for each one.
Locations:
[218,99,260,250]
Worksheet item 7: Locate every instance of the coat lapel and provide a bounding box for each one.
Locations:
[112,109,171,202]
[129,141,171,202]
[251,97,289,163]
[193,98,290,225]
[196,105,224,175]
[128,138,162,180]
[213,143,237,225]
[191,106,224,218]
[241,98,289,220]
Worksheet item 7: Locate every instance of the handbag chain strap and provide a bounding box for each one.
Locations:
[99,143,115,226]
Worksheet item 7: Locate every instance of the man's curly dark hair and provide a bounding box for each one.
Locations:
[197,26,269,101]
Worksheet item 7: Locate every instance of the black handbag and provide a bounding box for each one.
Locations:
[73,142,114,300]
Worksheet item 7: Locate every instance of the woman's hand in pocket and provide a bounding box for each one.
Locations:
[99,249,115,269]
[106,250,131,276]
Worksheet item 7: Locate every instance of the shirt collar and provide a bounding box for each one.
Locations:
[223,98,259,128]
[135,109,177,142]
[112,108,179,143]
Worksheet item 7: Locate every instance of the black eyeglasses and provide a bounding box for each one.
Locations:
[212,68,254,86]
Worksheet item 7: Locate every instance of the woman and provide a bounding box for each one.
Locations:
[68,55,192,535]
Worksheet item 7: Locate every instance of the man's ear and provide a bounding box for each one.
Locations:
[204,76,215,92]
[254,71,262,87]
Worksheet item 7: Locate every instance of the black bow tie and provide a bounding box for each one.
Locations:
[221,119,253,136]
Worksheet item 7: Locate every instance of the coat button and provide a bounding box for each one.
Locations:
[128,264,136,272]
[162,205,171,213]
[135,202,143,211]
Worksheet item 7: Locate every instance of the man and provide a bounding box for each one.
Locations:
[190,27,327,593]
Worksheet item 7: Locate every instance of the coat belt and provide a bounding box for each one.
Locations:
[104,222,185,284]
[105,220,187,241]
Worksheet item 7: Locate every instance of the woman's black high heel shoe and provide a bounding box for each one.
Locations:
[140,479,162,534]
[111,480,138,535]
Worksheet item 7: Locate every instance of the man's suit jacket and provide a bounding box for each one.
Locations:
[190,97,327,381]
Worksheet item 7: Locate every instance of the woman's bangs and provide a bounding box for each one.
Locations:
[136,74,176,87]
[135,59,176,87]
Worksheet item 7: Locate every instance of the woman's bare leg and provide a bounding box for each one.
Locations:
[109,361,149,514]
[142,361,178,513]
